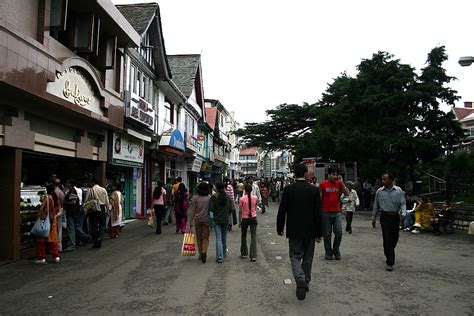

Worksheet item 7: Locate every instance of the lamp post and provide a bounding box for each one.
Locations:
[459,56,474,67]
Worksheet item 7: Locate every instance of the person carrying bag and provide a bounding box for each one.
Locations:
[34,185,61,264]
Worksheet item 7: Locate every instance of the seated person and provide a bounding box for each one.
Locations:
[411,196,435,234]
[401,192,416,231]
[432,200,454,235]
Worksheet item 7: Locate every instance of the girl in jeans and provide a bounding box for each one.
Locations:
[209,181,232,263]
[239,184,258,261]
[189,182,211,263]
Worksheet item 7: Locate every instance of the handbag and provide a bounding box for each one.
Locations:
[83,187,101,215]
[147,209,155,228]
[181,231,196,256]
[31,194,51,238]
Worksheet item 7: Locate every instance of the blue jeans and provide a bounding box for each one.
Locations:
[215,224,228,261]
[322,212,342,257]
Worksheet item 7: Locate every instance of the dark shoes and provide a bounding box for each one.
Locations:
[201,253,207,263]
[325,255,334,260]
[335,254,341,260]
[296,279,306,301]
[386,265,394,271]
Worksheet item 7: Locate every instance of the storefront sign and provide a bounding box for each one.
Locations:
[126,93,155,131]
[111,132,144,168]
[46,67,102,115]
[159,129,185,151]
[186,134,198,152]
[187,157,203,172]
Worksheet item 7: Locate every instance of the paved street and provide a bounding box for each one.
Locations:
[0,202,473,315]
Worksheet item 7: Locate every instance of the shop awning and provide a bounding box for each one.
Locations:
[158,129,185,155]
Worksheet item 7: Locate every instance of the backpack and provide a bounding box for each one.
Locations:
[65,188,79,205]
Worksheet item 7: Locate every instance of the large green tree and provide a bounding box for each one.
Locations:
[235,47,465,180]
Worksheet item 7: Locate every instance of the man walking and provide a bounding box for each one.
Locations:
[277,164,322,301]
[372,171,406,271]
[85,178,109,249]
[319,167,349,260]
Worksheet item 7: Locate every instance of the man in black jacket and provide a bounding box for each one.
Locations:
[277,164,323,301]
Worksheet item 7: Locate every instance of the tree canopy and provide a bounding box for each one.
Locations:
[234,46,465,180]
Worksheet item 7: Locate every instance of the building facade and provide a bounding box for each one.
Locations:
[0,0,140,261]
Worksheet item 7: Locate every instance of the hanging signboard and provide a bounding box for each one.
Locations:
[111,132,144,168]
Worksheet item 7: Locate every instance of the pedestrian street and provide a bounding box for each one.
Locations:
[0,202,473,315]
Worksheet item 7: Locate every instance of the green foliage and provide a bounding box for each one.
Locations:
[235,46,466,181]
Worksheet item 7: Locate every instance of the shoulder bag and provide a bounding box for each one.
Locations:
[83,187,101,215]
[31,195,51,238]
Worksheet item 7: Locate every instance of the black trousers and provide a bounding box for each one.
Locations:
[154,204,165,234]
[345,212,354,232]
[380,213,399,266]
[88,210,106,245]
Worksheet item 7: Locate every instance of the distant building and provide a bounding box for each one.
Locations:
[452,101,474,155]
[239,147,258,178]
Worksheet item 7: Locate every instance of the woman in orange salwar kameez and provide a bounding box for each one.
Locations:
[35,184,62,264]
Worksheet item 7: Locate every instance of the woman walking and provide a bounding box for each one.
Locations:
[190,182,211,263]
[35,185,61,264]
[174,183,189,234]
[152,181,167,235]
[239,184,258,262]
[209,181,232,263]
[340,181,359,234]
[108,184,124,238]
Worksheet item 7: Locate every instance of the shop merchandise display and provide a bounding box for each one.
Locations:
[20,187,46,249]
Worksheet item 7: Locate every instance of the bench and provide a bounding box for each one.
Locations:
[432,202,474,231]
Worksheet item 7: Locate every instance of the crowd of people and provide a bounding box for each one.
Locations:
[32,167,456,304]
[33,176,124,264]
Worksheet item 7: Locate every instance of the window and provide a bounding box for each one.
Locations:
[164,102,171,123]
[467,127,474,138]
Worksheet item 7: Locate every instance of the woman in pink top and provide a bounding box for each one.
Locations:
[153,181,167,235]
[239,184,258,261]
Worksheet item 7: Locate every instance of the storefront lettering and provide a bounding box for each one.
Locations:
[63,79,92,106]
[130,104,154,126]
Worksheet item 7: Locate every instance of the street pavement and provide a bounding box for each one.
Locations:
[0,201,473,315]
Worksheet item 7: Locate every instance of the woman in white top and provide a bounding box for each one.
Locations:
[109,184,124,238]
[340,181,359,234]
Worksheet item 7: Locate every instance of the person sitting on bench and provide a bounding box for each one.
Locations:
[411,196,435,234]
[432,200,454,235]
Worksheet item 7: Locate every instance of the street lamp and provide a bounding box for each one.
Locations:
[459,56,474,67]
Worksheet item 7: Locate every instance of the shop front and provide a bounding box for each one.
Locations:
[107,132,145,219]
[152,129,185,185]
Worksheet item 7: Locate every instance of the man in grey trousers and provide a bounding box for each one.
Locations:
[277,164,323,301]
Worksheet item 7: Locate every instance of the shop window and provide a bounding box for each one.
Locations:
[71,13,96,53]
[97,36,117,70]
[50,0,68,30]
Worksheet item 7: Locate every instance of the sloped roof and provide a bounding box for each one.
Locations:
[205,107,217,130]
[453,107,474,120]
[461,112,474,122]
[116,3,158,35]
[240,147,258,155]
[167,55,201,98]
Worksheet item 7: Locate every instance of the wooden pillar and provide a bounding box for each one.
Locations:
[0,148,22,262]
[95,161,106,187]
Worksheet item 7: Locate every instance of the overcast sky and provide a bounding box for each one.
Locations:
[112,0,474,125]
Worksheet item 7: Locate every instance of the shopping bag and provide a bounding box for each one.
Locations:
[31,194,51,238]
[31,217,51,238]
[147,215,154,228]
[181,231,196,256]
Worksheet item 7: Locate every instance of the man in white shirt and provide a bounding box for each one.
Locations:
[85,178,109,248]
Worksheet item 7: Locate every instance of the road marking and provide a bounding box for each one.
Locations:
[268,232,272,235]
[271,242,275,245]
[276,256,282,260]
[283,279,292,285]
